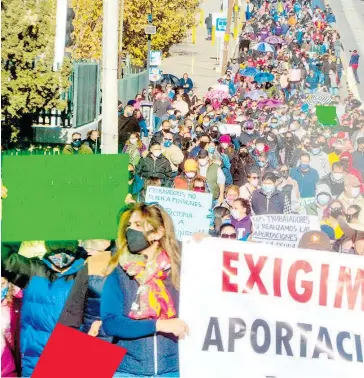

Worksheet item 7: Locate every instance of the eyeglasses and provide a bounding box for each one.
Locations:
[73,138,82,142]
[164,139,173,141]
[193,186,205,192]
[221,233,237,239]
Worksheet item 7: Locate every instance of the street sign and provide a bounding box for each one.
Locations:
[212,13,227,37]
[145,25,157,35]
[149,67,161,82]
[216,17,227,32]
[150,50,162,66]
[147,14,153,23]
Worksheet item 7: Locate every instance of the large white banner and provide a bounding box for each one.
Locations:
[179,239,364,378]
[145,186,212,240]
[251,214,320,248]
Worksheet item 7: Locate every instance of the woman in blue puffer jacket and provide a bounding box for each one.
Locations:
[1,240,86,377]
[101,203,189,378]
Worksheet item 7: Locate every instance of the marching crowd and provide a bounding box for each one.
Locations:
[1,0,364,377]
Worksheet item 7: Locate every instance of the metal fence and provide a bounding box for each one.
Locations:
[72,62,101,127]
[33,62,101,128]
[117,69,148,105]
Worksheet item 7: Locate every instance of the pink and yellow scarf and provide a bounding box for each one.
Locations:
[122,250,176,320]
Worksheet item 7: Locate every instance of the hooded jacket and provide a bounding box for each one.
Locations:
[340,151,364,188]
[251,189,285,215]
[1,250,86,377]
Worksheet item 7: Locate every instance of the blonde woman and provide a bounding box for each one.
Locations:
[122,133,146,167]
[101,203,188,378]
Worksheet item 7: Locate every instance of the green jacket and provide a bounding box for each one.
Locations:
[62,145,93,155]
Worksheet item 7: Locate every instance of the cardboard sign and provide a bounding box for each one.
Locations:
[251,214,320,248]
[145,186,212,240]
[1,154,129,242]
[179,239,364,378]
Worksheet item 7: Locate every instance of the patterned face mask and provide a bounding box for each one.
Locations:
[47,252,76,269]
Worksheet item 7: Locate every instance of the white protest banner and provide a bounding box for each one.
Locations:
[179,238,364,378]
[145,186,212,240]
[251,214,320,248]
[218,123,242,137]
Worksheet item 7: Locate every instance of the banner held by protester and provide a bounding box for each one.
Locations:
[179,238,364,378]
[251,214,320,248]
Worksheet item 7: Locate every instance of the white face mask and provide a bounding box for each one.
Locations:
[130,138,137,145]
[332,173,344,181]
[152,150,162,158]
[185,172,196,179]
[231,210,241,220]
[199,159,209,167]
[351,187,361,198]
[251,178,259,187]
[256,145,265,152]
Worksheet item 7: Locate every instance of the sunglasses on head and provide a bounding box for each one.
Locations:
[221,233,237,239]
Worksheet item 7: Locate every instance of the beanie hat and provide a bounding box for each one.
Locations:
[219,134,232,144]
[184,159,198,172]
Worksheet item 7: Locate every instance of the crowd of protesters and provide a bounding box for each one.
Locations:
[1,0,364,377]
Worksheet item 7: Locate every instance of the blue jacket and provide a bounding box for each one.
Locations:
[21,257,85,376]
[179,77,193,93]
[101,266,179,376]
[349,54,360,66]
[326,14,336,23]
[290,166,319,198]
[251,189,285,215]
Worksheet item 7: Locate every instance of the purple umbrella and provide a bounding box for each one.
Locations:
[257,98,283,109]
[264,35,284,45]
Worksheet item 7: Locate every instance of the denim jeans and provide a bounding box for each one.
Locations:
[113,373,179,378]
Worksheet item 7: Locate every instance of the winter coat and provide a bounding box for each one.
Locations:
[290,166,320,198]
[179,77,194,93]
[58,265,113,343]
[135,153,173,187]
[251,189,285,215]
[1,251,86,377]
[62,144,93,155]
[101,266,179,376]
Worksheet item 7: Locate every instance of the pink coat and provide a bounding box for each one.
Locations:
[1,286,22,378]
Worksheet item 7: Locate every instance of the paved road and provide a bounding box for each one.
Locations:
[328,0,364,101]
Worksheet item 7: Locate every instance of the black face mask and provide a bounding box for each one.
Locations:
[330,208,342,219]
[196,132,203,138]
[210,132,218,139]
[128,171,135,180]
[126,228,150,254]
[239,151,249,158]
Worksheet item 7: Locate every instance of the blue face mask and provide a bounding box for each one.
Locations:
[270,123,278,129]
[300,163,310,170]
[1,287,8,301]
[262,184,275,194]
[163,140,172,148]
[257,161,265,167]
[311,148,321,155]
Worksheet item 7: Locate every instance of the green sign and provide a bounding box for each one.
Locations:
[2,154,129,242]
[316,105,337,126]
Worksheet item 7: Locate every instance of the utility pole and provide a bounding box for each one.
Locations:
[118,0,125,79]
[221,0,234,75]
[53,0,68,71]
[101,0,119,154]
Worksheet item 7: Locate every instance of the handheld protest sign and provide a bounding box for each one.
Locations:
[1,154,129,242]
[316,105,337,126]
[145,186,213,240]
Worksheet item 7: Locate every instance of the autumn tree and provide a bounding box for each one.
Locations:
[1,0,71,146]
[71,0,199,65]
